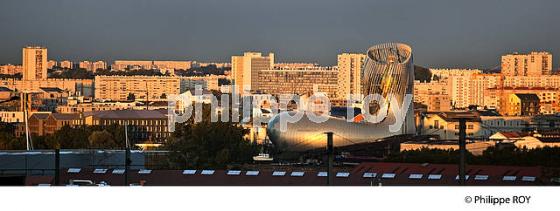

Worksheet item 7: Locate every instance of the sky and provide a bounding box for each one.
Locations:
[1,0,559,69]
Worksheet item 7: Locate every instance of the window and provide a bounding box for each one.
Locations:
[428,174,442,180]
[381,173,396,179]
[112,169,125,174]
[474,175,489,181]
[336,172,350,177]
[467,124,474,129]
[502,176,516,181]
[291,172,305,177]
[138,169,152,174]
[317,172,327,177]
[227,170,241,176]
[182,170,196,175]
[246,171,259,176]
[67,168,81,173]
[201,170,215,175]
[408,174,423,179]
[272,171,286,176]
[521,176,536,182]
[362,172,377,178]
[93,169,108,174]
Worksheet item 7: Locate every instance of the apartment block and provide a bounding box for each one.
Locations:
[501,52,552,76]
[231,52,274,95]
[337,53,366,99]
[94,75,180,101]
[22,46,47,80]
[257,66,338,99]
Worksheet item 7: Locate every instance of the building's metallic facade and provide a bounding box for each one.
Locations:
[267,43,416,151]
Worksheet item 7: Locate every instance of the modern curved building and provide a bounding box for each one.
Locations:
[267,43,416,152]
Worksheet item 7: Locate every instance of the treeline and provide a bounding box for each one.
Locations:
[164,104,260,169]
[49,68,94,79]
[0,123,128,150]
[175,65,230,76]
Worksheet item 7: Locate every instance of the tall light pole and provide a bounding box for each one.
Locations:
[325,132,334,186]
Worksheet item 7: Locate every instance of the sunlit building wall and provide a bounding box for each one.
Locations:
[22,46,47,80]
[501,52,552,76]
[231,52,274,95]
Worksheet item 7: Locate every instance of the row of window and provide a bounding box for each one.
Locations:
[66,168,536,182]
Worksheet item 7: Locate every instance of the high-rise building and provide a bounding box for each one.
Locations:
[59,60,73,69]
[257,66,339,99]
[231,52,274,95]
[501,52,552,76]
[22,46,48,80]
[337,53,366,99]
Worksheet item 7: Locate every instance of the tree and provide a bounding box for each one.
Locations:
[0,123,25,150]
[165,104,260,169]
[127,93,136,101]
[45,125,90,149]
[414,65,432,82]
[88,130,117,149]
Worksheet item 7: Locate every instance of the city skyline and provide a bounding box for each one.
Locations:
[1,0,560,69]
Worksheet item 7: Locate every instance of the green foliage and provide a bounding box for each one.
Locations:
[44,125,90,149]
[175,65,230,76]
[0,124,128,150]
[0,123,25,150]
[88,130,117,149]
[165,104,260,169]
[127,93,136,101]
[414,65,432,82]
[49,68,94,79]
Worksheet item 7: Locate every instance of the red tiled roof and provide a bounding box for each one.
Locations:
[45,162,544,186]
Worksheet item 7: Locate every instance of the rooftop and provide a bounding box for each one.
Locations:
[0,87,13,92]
[28,162,545,186]
[39,87,64,93]
[84,109,168,120]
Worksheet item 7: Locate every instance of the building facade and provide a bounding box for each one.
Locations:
[79,61,107,72]
[503,94,540,116]
[59,60,73,69]
[231,52,274,95]
[257,67,339,99]
[94,75,180,101]
[337,53,366,99]
[501,52,552,76]
[0,64,23,75]
[22,46,47,80]
[112,60,192,70]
